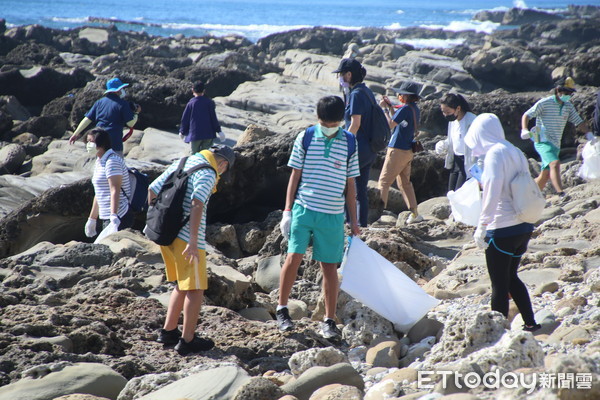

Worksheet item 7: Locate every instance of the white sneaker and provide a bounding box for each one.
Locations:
[406,214,424,224]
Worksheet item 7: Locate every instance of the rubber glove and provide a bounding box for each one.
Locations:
[178,132,185,141]
[473,223,488,249]
[520,129,531,140]
[85,218,97,237]
[280,210,292,240]
[109,214,120,231]
[435,140,448,155]
[217,131,226,142]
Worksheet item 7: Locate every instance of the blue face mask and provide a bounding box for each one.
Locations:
[559,94,571,103]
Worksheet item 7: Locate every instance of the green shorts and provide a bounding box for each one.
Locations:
[534,141,560,170]
[191,139,214,153]
[288,202,345,263]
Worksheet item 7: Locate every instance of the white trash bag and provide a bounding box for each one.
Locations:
[578,141,600,181]
[94,223,118,244]
[447,177,481,226]
[340,237,440,332]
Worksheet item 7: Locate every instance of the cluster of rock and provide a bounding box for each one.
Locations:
[0,5,600,400]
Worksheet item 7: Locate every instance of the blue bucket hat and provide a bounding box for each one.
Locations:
[104,78,129,94]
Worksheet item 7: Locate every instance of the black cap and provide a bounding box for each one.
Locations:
[210,144,235,169]
[555,76,576,93]
[333,58,362,75]
[392,81,423,97]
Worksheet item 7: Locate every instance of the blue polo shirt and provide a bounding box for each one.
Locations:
[86,93,134,152]
[344,83,376,168]
[389,104,420,150]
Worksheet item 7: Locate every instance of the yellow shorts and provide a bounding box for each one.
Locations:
[160,238,208,290]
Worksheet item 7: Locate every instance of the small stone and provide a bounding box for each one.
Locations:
[534,281,559,295]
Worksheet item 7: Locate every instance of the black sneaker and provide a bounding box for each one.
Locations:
[320,319,342,339]
[276,307,294,332]
[156,328,182,346]
[523,323,542,332]
[174,335,215,356]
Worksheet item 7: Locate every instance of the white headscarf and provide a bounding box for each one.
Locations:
[464,113,506,157]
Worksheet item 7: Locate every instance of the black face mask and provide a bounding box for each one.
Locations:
[445,114,457,122]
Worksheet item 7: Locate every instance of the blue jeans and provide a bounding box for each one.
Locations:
[346,162,372,227]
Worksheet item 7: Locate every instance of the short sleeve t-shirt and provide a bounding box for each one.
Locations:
[288,125,360,214]
[149,153,217,249]
[92,149,131,219]
[86,94,135,152]
[525,95,584,149]
[344,83,376,167]
[388,104,419,150]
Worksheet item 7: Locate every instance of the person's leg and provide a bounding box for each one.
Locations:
[378,148,403,208]
[181,289,204,342]
[278,253,305,306]
[199,139,214,151]
[548,160,564,194]
[535,169,550,191]
[485,238,514,317]
[191,140,201,154]
[448,166,458,194]
[163,285,185,331]
[506,233,537,326]
[454,155,466,191]
[355,163,373,227]
[396,150,417,212]
[320,262,339,319]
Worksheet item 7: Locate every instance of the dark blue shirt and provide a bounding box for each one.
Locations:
[389,104,420,150]
[86,93,134,152]
[344,83,376,168]
[180,96,222,142]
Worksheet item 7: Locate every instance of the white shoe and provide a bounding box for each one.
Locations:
[406,214,424,224]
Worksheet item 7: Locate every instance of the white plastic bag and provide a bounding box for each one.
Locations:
[447,178,481,226]
[340,237,439,332]
[578,141,600,181]
[94,223,118,244]
[510,154,546,224]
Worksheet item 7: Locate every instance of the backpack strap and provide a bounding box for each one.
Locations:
[302,125,355,162]
[354,85,377,107]
[343,130,356,162]
[409,104,420,134]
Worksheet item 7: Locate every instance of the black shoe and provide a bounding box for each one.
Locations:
[320,319,342,339]
[523,323,542,332]
[157,328,182,345]
[174,335,215,356]
[276,307,294,332]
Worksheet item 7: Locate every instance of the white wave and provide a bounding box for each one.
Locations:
[513,0,528,9]
[396,38,466,49]
[50,16,89,24]
[420,20,500,34]
[448,7,509,15]
[396,10,405,15]
[385,22,403,30]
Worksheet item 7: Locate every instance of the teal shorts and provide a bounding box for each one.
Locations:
[288,202,345,263]
[534,141,560,170]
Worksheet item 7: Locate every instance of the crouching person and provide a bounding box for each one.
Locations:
[277,96,361,339]
[149,144,235,355]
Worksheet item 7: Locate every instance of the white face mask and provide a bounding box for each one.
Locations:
[86,142,97,154]
[321,125,340,137]
[119,89,126,98]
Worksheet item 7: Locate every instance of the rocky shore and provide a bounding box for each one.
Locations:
[0,5,599,400]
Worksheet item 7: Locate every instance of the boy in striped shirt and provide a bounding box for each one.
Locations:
[150,145,235,355]
[277,96,361,339]
[521,77,593,197]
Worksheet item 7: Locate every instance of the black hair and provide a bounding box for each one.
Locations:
[441,93,472,112]
[401,94,420,104]
[317,96,345,123]
[193,81,205,93]
[349,66,367,85]
[88,127,112,150]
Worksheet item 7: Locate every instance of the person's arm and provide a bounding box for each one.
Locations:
[126,113,139,128]
[348,115,361,135]
[182,198,204,263]
[210,100,222,133]
[148,188,157,206]
[89,196,99,220]
[285,169,302,210]
[69,117,93,144]
[107,175,123,215]
[521,113,530,131]
[180,103,191,136]
[345,178,360,235]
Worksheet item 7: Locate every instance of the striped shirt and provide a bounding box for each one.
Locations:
[92,149,131,219]
[525,95,584,149]
[288,126,360,214]
[149,153,217,250]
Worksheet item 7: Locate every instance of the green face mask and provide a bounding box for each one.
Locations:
[559,94,571,103]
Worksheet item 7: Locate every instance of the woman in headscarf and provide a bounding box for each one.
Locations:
[464,114,540,332]
[436,93,477,192]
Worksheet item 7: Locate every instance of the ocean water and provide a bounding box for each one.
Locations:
[2,0,599,44]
